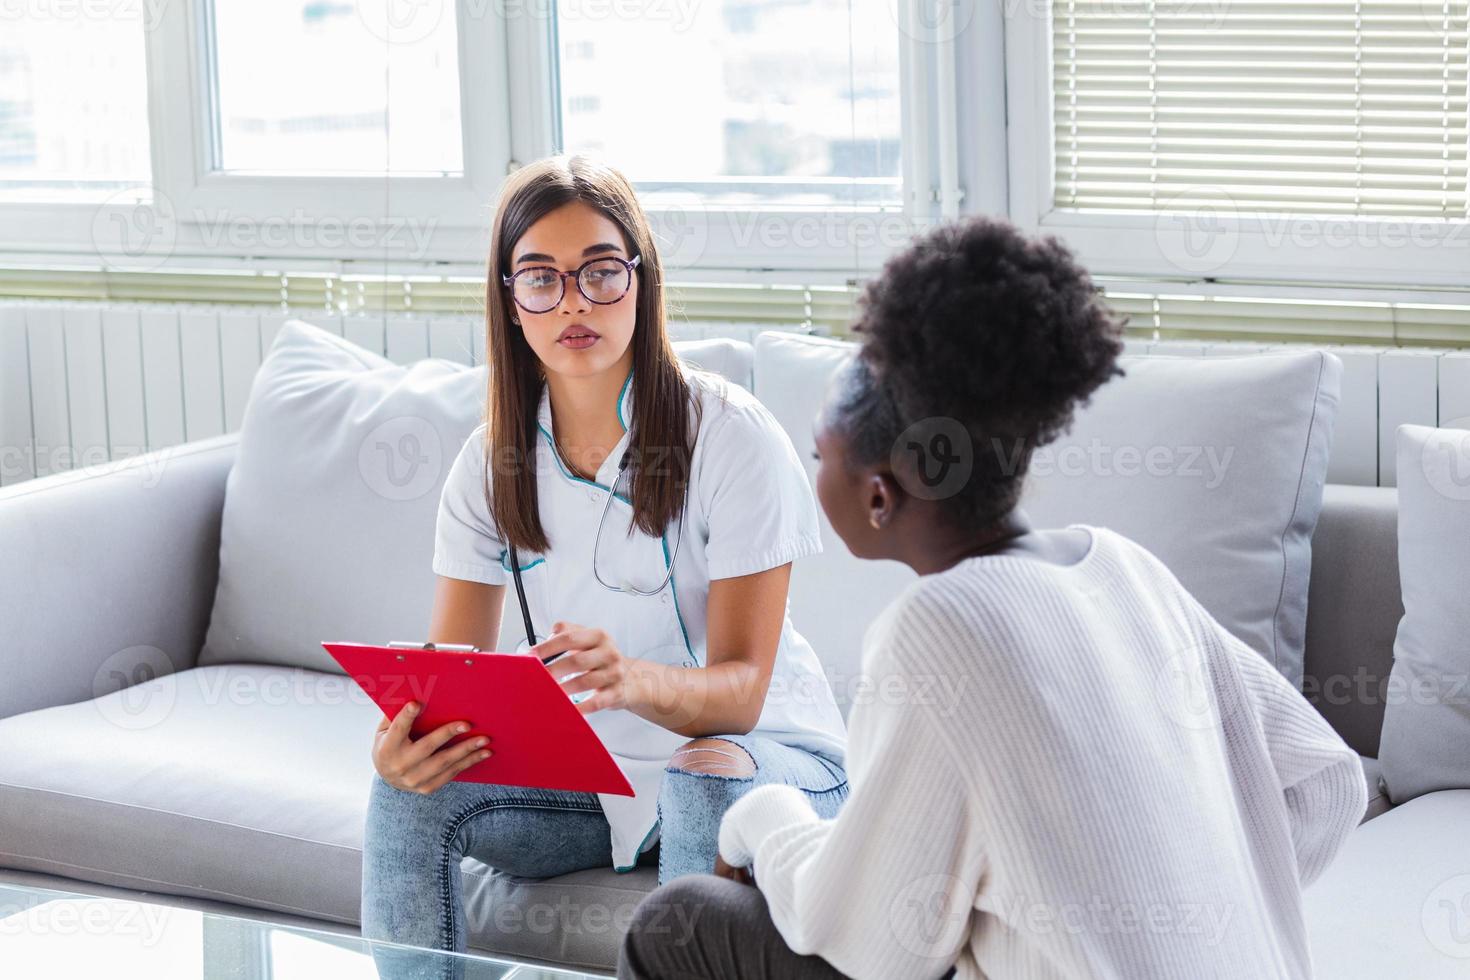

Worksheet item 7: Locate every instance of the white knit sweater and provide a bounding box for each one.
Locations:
[718,525,1367,979]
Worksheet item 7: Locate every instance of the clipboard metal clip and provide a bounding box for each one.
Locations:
[387,641,480,653]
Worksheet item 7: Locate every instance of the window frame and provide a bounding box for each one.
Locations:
[165,1,509,221]
[1004,4,1470,291]
[0,1,985,281]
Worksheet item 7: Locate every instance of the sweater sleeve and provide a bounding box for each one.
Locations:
[717,681,983,980]
[1230,636,1368,887]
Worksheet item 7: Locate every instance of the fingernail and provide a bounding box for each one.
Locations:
[406,702,418,713]
[457,724,469,733]
[475,737,488,747]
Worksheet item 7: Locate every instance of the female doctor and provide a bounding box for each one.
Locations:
[360,155,850,960]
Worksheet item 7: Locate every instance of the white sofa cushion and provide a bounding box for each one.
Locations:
[751,332,919,715]
[1021,351,1341,688]
[752,332,1341,705]
[1378,424,1470,803]
[1304,789,1470,979]
[200,318,754,674]
[0,662,658,968]
[198,320,485,672]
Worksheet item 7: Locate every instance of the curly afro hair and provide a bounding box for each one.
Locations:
[832,215,1127,530]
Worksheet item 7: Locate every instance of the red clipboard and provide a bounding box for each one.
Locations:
[322,641,634,796]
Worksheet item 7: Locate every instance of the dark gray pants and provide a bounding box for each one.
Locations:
[618,874,958,980]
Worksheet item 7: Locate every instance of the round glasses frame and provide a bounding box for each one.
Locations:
[501,253,642,314]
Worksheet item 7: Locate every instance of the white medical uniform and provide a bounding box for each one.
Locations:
[432,368,848,871]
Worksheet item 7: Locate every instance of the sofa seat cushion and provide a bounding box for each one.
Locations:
[1304,789,1470,978]
[0,664,654,970]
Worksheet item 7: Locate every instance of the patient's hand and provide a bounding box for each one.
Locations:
[714,853,754,886]
[372,700,493,794]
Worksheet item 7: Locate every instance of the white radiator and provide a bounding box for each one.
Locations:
[1,301,1466,489]
[0,303,767,487]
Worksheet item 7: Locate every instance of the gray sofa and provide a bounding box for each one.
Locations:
[0,342,1459,977]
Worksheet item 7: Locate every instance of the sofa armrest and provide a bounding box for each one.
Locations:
[1303,482,1400,759]
[0,434,238,720]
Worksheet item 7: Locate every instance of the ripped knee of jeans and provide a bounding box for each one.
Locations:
[665,737,758,780]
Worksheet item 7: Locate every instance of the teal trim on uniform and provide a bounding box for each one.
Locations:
[537,416,691,662]
[497,548,544,573]
[615,368,633,433]
[614,822,661,874]
[536,423,632,504]
[663,534,697,665]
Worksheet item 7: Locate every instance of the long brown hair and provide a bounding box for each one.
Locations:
[481,155,696,554]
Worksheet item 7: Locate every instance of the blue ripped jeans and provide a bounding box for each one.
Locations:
[360,733,848,969]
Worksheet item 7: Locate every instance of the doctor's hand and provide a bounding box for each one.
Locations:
[532,621,630,715]
[372,701,493,794]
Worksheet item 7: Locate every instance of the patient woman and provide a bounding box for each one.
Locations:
[618,216,1368,980]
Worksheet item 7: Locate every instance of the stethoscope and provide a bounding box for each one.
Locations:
[507,448,687,649]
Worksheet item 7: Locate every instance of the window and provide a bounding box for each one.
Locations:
[1051,1,1469,217]
[0,17,151,200]
[555,0,903,207]
[208,0,464,175]
[124,0,510,254]
[1006,1,1470,288]
[1,0,959,276]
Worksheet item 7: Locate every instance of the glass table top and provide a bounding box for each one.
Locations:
[0,882,610,980]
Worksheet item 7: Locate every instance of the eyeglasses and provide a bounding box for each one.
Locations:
[502,254,641,314]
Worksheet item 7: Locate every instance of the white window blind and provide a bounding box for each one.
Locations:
[1052,1,1470,216]
[1103,287,1470,344]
